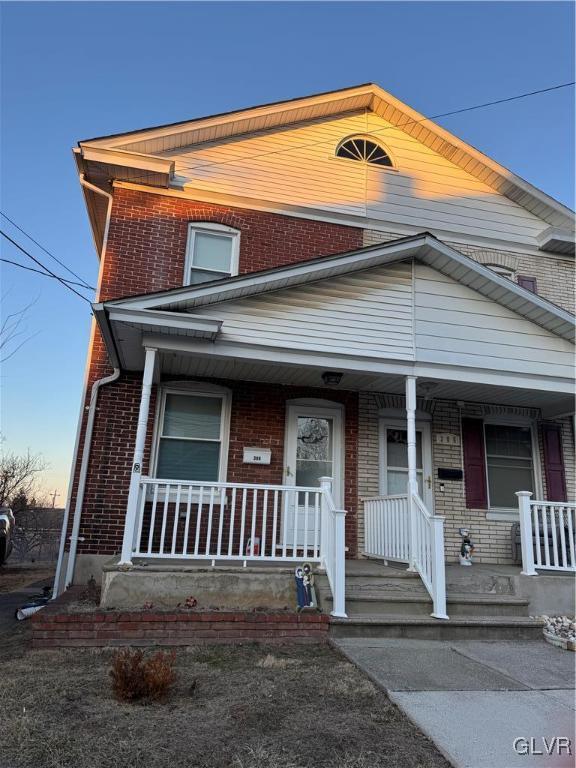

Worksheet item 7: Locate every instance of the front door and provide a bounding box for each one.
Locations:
[284,404,344,545]
[380,420,434,511]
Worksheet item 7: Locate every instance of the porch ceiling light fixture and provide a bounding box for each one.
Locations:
[419,381,439,399]
[321,371,343,386]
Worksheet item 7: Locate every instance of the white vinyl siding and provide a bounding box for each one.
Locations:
[190,262,415,361]
[165,111,549,246]
[414,263,575,378]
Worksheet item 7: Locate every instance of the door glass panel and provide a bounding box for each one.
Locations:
[295,417,333,489]
[387,469,423,497]
[386,429,422,469]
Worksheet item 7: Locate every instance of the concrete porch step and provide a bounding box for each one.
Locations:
[329,615,544,641]
[319,591,530,617]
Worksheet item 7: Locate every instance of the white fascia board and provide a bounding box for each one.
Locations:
[93,304,121,369]
[107,306,222,337]
[81,146,174,177]
[141,334,575,395]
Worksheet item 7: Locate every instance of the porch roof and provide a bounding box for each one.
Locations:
[100,232,574,340]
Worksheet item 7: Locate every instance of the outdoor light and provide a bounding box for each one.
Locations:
[321,371,343,386]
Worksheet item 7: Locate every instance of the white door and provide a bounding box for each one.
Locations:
[284,404,344,547]
[380,420,434,511]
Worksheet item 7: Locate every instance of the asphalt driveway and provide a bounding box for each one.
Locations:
[334,638,575,768]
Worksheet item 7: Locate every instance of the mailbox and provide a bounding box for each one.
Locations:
[243,447,272,465]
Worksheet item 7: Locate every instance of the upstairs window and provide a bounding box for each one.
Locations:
[184,223,240,285]
[487,264,515,280]
[336,136,393,167]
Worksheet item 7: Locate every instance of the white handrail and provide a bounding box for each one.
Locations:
[410,492,448,620]
[517,491,576,573]
[319,477,347,618]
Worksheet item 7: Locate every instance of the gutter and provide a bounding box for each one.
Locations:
[53,175,119,597]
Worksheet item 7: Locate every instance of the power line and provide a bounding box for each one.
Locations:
[0,211,95,290]
[0,258,93,289]
[0,231,91,303]
[177,81,575,174]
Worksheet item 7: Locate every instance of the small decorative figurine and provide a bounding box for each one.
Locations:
[459,528,474,566]
[295,562,318,610]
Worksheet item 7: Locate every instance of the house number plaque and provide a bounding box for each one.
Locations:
[434,433,461,447]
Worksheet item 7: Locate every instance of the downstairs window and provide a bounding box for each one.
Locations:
[155,390,229,482]
[484,424,535,509]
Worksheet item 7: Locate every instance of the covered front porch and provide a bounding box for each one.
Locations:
[105,337,574,621]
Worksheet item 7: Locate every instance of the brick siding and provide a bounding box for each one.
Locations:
[67,190,362,561]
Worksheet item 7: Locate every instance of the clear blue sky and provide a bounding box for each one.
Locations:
[1,1,574,501]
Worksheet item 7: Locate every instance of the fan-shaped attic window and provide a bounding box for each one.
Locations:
[336,136,393,167]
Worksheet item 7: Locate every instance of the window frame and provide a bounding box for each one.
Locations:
[482,417,542,519]
[151,383,232,484]
[334,135,397,170]
[183,222,240,287]
[517,275,538,293]
[486,264,515,281]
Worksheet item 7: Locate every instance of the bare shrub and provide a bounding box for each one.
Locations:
[110,648,177,703]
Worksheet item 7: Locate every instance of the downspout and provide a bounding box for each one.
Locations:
[53,173,119,597]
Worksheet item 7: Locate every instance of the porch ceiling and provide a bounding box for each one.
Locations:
[157,349,574,417]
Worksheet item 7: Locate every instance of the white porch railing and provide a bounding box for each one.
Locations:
[363,492,448,620]
[363,495,410,563]
[127,476,347,616]
[411,492,448,619]
[516,491,576,574]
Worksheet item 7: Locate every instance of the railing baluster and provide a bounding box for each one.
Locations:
[542,506,550,567]
[171,484,181,555]
[567,506,576,568]
[135,483,147,556]
[194,487,204,556]
[303,491,309,559]
[205,486,215,556]
[550,506,559,568]
[558,507,567,569]
[183,484,192,556]
[239,488,247,557]
[159,483,171,555]
[147,482,159,554]
[313,491,320,559]
[250,489,258,557]
[292,490,298,558]
[216,486,226,557]
[228,487,237,557]
[261,489,268,558]
[533,504,541,567]
[271,490,279,558]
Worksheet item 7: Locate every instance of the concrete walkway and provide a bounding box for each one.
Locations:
[334,638,575,768]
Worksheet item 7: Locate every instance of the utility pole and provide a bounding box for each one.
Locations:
[50,489,60,508]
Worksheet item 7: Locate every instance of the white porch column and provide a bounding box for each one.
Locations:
[119,347,157,565]
[406,375,418,571]
[516,491,537,576]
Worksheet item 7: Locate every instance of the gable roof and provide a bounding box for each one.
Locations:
[101,233,575,342]
[77,83,574,238]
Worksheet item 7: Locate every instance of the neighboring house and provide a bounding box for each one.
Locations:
[55,84,575,624]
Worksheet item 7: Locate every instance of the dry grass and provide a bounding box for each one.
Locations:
[0,565,54,593]
[0,643,450,768]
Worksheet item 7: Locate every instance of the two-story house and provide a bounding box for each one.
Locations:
[54,84,575,629]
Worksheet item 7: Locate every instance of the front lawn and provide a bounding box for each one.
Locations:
[0,643,450,768]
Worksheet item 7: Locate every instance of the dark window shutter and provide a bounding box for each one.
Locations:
[462,418,488,509]
[517,275,538,293]
[541,423,567,502]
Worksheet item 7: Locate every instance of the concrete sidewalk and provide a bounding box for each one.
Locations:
[334,638,575,768]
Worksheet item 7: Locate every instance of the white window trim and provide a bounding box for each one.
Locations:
[482,416,542,518]
[150,381,232,484]
[183,222,240,286]
[486,263,516,281]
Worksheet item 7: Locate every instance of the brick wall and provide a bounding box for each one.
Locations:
[68,192,362,563]
[363,229,575,313]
